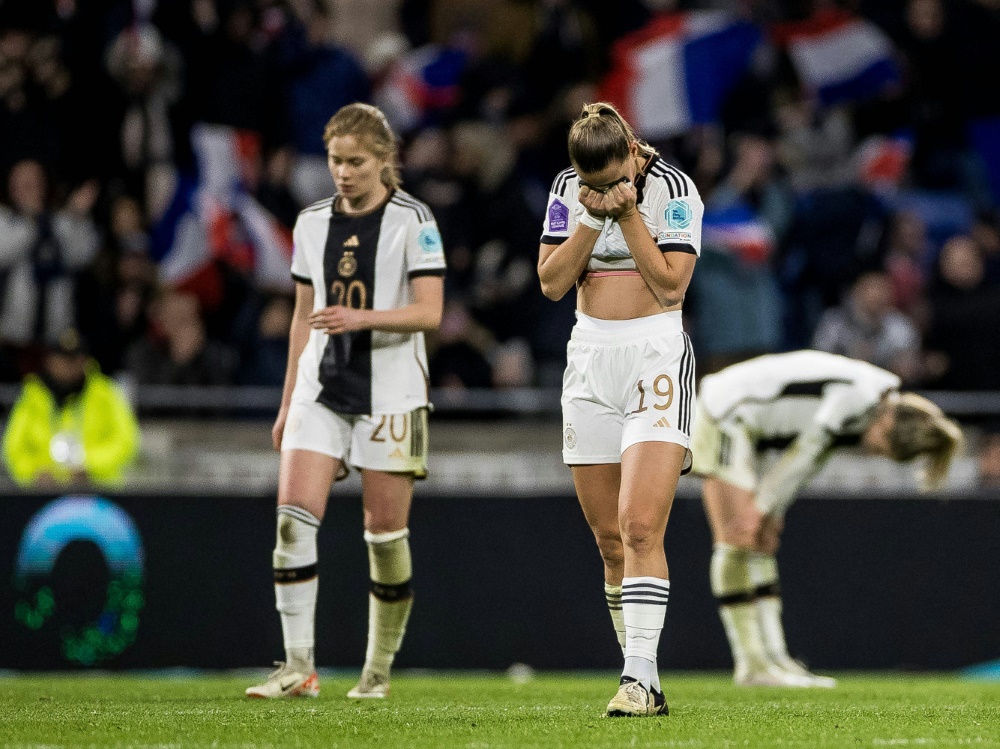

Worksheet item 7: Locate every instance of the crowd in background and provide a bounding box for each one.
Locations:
[1,0,1000,398]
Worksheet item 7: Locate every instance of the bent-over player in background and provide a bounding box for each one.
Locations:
[690,351,962,687]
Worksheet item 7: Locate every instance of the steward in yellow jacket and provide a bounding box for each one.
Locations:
[2,330,140,486]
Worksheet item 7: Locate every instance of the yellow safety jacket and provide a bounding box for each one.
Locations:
[2,364,140,487]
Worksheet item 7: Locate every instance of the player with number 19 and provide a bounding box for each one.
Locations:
[538,102,703,717]
[246,103,445,700]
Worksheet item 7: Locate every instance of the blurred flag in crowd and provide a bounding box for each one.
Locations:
[702,203,775,265]
[773,8,900,106]
[151,124,293,299]
[600,12,761,139]
[375,45,468,134]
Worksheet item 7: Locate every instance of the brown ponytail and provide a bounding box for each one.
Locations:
[568,102,657,174]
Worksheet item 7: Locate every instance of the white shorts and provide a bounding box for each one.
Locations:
[561,311,695,468]
[281,399,429,480]
[689,400,758,491]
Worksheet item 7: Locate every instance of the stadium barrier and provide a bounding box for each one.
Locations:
[2,491,998,671]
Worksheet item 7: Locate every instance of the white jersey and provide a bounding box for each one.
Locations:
[699,350,900,447]
[289,190,446,415]
[540,155,704,270]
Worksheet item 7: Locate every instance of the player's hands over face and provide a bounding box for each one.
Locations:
[309,305,368,335]
[578,185,612,218]
[602,180,638,219]
[578,181,638,220]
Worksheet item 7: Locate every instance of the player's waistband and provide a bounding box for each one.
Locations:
[570,310,684,344]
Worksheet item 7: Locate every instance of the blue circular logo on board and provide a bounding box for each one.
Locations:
[13,496,145,665]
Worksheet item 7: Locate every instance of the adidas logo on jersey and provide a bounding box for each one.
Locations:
[653,417,671,428]
[343,235,360,247]
[389,447,407,459]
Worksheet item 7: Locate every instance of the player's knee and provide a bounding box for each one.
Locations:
[619,516,662,555]
[592,528,624,569]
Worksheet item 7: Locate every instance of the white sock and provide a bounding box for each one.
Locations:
[749,553,794,668]
[364,528,414,676]
[621,576,669,693]
[273,505,320,673]
[604,583,626,654]
[711,544,769,674]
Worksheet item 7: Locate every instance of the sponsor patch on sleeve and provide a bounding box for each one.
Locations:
[548,199,569,233]
[658,230,694,242]
[664,199,693,230]
[417,226,443,255]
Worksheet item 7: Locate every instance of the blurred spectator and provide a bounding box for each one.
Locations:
[0,160,99,358]
[1,329,140,487]
[690,132,790,371]
[924,235,1000,389]
[125,290,238,386]
[278,0,370,206]
[75,195,158,374]
[812,271,921,383]
[238,293,292,386]
[970,209,1000,284]
[428,300,493,389]
[104,23,182,218]
[881,210,931,318]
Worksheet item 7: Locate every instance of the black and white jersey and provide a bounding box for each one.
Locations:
[289,190,446,415]
[539,156,704,271]
[699,350,900,449]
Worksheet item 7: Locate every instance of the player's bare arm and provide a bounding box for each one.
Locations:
[537,215,603,301]
[273,281,315,451]
[308,275,443,335]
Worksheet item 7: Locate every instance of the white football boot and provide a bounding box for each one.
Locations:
[347,668,391,698]
[734,661,816,687]
[245,662,320,699]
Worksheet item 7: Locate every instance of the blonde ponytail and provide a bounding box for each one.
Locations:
[887,393,964,491]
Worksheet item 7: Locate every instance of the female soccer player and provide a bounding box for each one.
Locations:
[691,351,963,687]
[538,102,703,717]
[246,103,445,699]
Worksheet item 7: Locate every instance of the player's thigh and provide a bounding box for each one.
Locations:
[572,463,623,547]
[278,401,351,520]
[619,440,687,541]
[360,469,414,534]
[278,450,340,521]
[350,409,426,532]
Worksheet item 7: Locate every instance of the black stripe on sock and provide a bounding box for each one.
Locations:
[622,588,670,599]
[274,564,318,583]
[277,506,321,527]
[754,582,781,598]
[371,580,413,602]
[717,591,756,606]
[620,597,670,606]
[622,582,670,590]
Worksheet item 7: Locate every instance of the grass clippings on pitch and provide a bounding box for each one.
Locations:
[1,672,998,749]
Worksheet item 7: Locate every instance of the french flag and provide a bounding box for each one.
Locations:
[600,12,761,140]
[773,9,900,106]
[702,204,775,265]
[151,124,293,292]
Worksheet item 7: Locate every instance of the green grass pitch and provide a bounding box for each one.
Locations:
[1,672,998,748]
